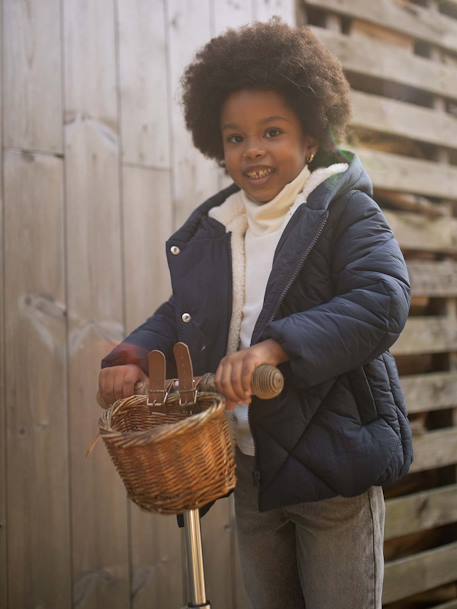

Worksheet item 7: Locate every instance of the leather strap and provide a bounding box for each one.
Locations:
[173,342,196,405]
[147,350,167,405]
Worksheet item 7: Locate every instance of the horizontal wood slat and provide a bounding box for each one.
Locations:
[441,0,457,10]
[385,484,457,540]
[393,215,457,253]
[383,209,457,254]
[305,0,457,54]
[392,317,457,356]
[410,428,457,472]
[407,260,457,297]
[354,148,457,202]
[432,600,457,609]
[350,90,457,150]
[311,27,457,100]
[401,372,457,413]
[383,541,457,603]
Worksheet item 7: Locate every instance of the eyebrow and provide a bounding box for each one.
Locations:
[221,115,290,130]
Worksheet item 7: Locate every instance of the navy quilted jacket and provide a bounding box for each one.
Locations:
[102,151,413,511]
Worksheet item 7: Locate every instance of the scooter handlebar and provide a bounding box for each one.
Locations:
[97,363,284,408]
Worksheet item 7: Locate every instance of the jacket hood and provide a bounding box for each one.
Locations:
[168,150,372,244]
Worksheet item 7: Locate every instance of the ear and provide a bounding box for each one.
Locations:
[304,135,319,156]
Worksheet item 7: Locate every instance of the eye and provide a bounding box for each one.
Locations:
[265,127,282,138]
[226,134,243,144]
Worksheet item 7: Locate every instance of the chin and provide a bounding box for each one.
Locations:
[251,190,278,203]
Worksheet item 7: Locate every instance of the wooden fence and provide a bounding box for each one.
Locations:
[0,2,293,609]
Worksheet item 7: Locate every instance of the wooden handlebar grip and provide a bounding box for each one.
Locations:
[251,364,284,399]
[199,365,284,400]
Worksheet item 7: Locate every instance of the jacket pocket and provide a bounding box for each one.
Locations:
[347,367,378,425]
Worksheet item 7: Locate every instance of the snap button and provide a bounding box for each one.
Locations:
[170,245,180,255]
[181,313,191,323]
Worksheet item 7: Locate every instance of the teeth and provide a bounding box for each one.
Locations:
[246,168,272,179]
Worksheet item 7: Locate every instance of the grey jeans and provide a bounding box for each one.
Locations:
[234,449,385,609]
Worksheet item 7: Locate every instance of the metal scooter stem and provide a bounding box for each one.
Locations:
[183,509,211,609]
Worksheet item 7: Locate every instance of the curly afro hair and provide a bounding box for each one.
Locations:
[181,18,352,167]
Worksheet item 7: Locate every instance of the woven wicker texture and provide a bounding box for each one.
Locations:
[99,391,236,514]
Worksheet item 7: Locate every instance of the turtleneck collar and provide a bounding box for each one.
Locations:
[241,164,311,235]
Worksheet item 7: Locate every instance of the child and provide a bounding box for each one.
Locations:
[99,19,413,609]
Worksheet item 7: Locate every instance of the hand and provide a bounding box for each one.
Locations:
[98,364,147,406]
[215,339,288,411]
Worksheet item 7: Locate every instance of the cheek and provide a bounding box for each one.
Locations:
[222,150,239,175]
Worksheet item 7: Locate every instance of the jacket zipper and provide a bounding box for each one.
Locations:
[250,210,329,489]
[255,210,329,343]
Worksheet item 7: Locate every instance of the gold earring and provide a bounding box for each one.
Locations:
[307,152,315,165]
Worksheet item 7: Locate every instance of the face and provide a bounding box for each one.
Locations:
[220,89,318,203]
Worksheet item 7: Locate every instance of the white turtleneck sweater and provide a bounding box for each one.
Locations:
[209,162,349,455]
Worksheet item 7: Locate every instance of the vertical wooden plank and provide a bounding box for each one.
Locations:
[212,1,254,192]
[0,3,6,603]
[122,167,173,341]
[117,0,170,169]
[167,0,219,228]
[213,0,253,32]
[253,0,295,24]
[4,150,71,609]
[122,167,184,609]
[116,1,184,605]
[63,2,129,608]
[3,0,62,152]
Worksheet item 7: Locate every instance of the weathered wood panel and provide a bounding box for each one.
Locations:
[401,372,457,413]
[350,90,457,149]
[3,0,62,152]
[392,317,457,356]
[384,210,457,254]
[383,542,457,603]
[385,484,457,540]
[433,600,457,609]
[350,17,414,51]
[167,0,219,228]
[356,149,457,203]
[4,150,71,609]
[121,166,183,609]
[121,166,173,364]
[0,6,6,604]
[254,0,295,23]
[117,0,170,169]
[213,0,252,31]
[407,260,457,297]
[410,428,457,472]
[305,0,457,54]
[63,3,129,608]
[311,26,457,100]
[441,0,457,10]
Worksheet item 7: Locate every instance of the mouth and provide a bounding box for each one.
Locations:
[243,166,275,183]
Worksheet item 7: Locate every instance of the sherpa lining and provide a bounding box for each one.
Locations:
[208,163,349,356]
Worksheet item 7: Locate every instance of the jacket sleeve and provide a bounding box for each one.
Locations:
[100,296,178,377]
[263,191,411,387]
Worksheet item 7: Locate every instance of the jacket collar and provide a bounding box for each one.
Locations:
[168,150,370,246]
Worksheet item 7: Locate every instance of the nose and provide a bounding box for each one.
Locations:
[243,138,266,160]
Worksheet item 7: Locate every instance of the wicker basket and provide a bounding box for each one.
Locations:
[98,346,236,515]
